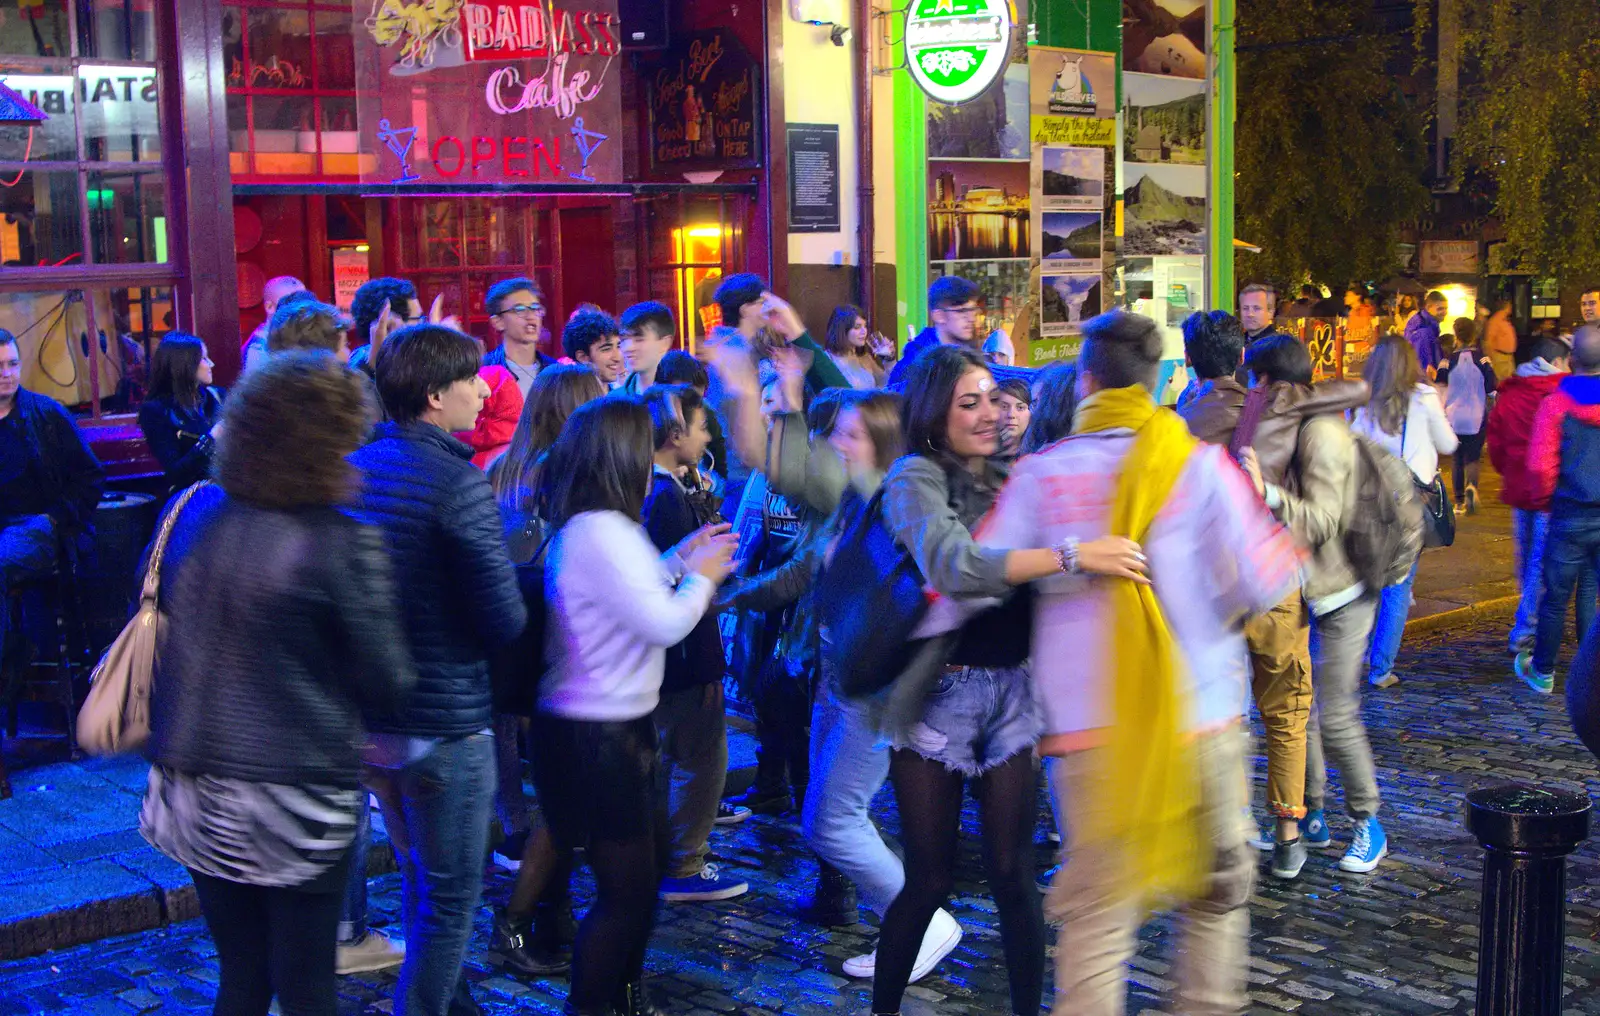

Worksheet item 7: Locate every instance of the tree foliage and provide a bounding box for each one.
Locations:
[1234,0,1430,289]
[1455,0,1600,280]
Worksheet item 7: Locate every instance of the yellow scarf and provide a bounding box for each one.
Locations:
[1071,384,1208,908]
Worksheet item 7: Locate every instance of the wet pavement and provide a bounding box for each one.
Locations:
[1,617,1598,1015]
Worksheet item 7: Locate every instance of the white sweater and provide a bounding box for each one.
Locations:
[1351,383,1460,482]
[539,510,715,721]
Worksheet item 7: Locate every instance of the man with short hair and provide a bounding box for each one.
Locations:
[1488,334,1584,656]
[1485,295,1518,381]
[561,308,627,386]
[349,278,425,375]
[267,300,353,363]
[1580,285,1600,325]
[981,310,1300,1015]
[349,324,526,1016]
[1238,283,1280,341]
[887,276,985,387]
[1517,324,1600,694]
[0,330,105,697]
[1405,290,1448,377]
[482,277,557,397]
[618,301,678,394]
[241,275,308,374]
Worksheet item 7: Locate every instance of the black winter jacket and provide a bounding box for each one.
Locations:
[149,486,417,787]
[643,467,724,693]
[5,388,105,533]
[350,422,527,737]
[137,386,224,490]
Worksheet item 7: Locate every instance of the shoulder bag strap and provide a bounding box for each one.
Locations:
[1228,386,1273,460]
[139,481,211,607]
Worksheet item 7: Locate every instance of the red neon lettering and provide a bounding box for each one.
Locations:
[503,136,530,176]
[470,136,496,176]
[531,137,561,178]
[432,136,466,177]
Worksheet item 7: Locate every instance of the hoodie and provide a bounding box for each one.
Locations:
[1486,361,1568,511]
[1526,374,1600,516]
[887,327,1037,390]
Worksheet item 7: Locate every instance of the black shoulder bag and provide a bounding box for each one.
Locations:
[489,512,557,717]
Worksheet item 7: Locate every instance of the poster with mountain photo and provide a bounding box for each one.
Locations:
[1122,163,1206,256]
[1040,146,1104,211]
[1040,211,1102,271]
[1040,272,1102,338]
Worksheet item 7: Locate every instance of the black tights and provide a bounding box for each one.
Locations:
[567,834,660,1012]
[871,749,1045,1015]
[506,826,574,921]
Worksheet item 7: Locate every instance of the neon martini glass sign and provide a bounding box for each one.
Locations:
[904,0,1014,106]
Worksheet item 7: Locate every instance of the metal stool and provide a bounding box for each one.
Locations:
[1,543,89,771]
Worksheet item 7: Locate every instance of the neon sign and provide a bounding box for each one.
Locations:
[905,0,1014,106]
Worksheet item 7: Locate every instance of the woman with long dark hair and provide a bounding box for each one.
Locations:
[141,352,415,1016]
[868,345,1145,1016]
[824,304,885,390]
[1021,361,1079,455]
[487,363,608,511]
[531,397,737,1016]
[1352,333,1457,690]
[138,333,224,489]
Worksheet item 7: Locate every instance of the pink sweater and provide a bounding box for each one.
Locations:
[980,431,1301,752]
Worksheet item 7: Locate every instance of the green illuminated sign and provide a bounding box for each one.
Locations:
[905,0,1013,106]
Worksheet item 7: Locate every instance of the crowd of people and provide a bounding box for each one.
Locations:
[2,268,1599,1016]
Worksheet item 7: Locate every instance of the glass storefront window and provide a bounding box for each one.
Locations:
[80,64,162,162]
[87,169,166,264]
[640,193,746,349]
[0,169,84,267]
[0,63,76,159]
[79,0,157,62]
[0,0,70,57]
[0,285,173,411]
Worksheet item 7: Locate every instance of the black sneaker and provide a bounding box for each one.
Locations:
[725,785,792,816]
[1270,837,1308,880]
[491,907,570,977]
[715,801,752,825]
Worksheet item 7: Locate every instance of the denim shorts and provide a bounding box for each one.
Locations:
[894,665,1042,775]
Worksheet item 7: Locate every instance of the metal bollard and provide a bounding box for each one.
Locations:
[1464,783,1591,1016]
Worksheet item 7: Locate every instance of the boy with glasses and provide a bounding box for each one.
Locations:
[484,277,558,398]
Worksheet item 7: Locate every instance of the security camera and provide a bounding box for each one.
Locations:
[829,23,851,46]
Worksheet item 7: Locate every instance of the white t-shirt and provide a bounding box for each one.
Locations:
[539,510,714,721]
[1351,383,1459,482]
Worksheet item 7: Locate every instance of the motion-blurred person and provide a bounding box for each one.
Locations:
[240,275,307,374]
[1352,335,1458,689]
[138,333,224,491]
[984,310,1299,1016]
[351,324,527,1016]
[1489,335,1587,657]
[656,349,728,482]
[1518,324,1600,695]
[532,398,736,1016]
[266,299,352,362]
[142,352,415,1016]
[1437,318,1497,514]
[1484,295,1518,382]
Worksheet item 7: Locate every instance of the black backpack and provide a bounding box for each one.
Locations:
[489,511,555,717]
[1343,433,1425,591]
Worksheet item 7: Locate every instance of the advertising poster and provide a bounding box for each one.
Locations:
[1040,272,1101,339]
[1040,211,1102,270]
[1039,146,1104,211]
[644,29,763,173]
[928,160,1031,260]
[1123,72,1206,165]
[353,0,625,185]
[922,0,1031,159]
[1123,0,1207,79]
[1122,163,1207,256]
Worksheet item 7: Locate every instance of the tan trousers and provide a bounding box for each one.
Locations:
[1245,594,1313,820]
[1047,729,1256,1016]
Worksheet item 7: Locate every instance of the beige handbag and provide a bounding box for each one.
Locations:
[77,482,209,756]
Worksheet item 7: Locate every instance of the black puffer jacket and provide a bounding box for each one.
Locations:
[149,486,417,788]
[350,422,527,737]
[137,386,224,490]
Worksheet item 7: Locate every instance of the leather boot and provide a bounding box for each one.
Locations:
[796,860,858,927]
[614,979,667,1016]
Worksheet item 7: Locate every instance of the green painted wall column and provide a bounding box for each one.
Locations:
[1210,0,1236,310]
[892,71,928,345]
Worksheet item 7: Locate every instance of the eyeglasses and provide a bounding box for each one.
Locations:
[496,303,544,317]
[938,304,982,317]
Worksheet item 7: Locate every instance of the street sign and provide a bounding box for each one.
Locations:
[904,0,1013,106]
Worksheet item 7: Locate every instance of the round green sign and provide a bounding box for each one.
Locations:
[905,0,1014,106]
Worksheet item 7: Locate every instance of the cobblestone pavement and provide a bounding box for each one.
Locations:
[2,616,1598,1016]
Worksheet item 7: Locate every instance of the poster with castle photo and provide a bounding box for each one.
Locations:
[1123,72,1206,166]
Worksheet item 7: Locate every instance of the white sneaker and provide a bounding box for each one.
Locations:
[336,931,405,975]
[839,907,962,983]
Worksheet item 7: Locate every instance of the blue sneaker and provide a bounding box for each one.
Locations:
[1514,652,1554,695]
[1339,817,1388,873]
[1301,809,1332,848]
[659,863,749,902]
[1036,863,1061,895]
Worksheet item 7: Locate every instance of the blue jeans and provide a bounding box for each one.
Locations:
[365,733,496,1016]
[801,681,903,916]
[1512,509,1551,650]
[337,792,371,944]
[1367,556,1418,682]
[1533,515,1600,675]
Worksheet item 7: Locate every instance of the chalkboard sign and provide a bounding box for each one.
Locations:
[645,29,763,173]
[788,123,840,233]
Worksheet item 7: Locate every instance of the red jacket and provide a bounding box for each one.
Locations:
[1486,372,1566,510]
[1526,375,1600,513]
[461,365,524,471]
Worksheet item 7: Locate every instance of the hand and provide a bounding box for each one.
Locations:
[686,533,739,584]
[770,346,806,412]
[370,305,399,351]
[209,419,226,443]
[1077,537,1149,584]
[869,331,896,359]
[708,337,761,402]
[428,294,461,332]
[761,291,806,341]
[1239,447,1266,497]
[679,521,732,557]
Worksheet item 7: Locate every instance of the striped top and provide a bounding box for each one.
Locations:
[140,765,360,887]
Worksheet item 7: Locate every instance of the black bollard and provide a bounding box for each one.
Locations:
[1464,783,1591,1016]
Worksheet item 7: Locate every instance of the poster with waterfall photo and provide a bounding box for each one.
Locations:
[1039,272,1102,338]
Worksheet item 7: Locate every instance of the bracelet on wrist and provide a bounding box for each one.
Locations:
[1053,536,1081,575]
